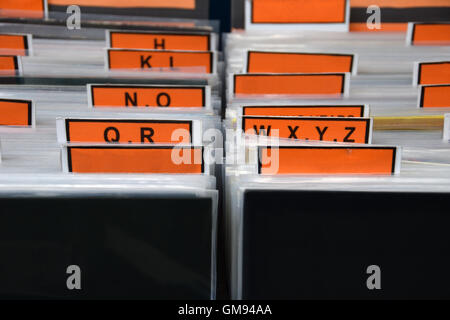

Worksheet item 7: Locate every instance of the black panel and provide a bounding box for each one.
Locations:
[351,7,450,23]
[243,190,450,299]
[0,196,213,300]
[231,0,245,30]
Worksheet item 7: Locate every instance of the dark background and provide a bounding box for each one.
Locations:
[210,1,231,32]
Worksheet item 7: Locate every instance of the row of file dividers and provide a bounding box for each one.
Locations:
[224,15,450,299]
[0,11,221,299]
[1,1,450,299]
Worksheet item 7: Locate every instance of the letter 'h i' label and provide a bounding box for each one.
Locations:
[108,31,212,51]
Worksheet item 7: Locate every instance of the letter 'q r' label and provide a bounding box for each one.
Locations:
[59,119,196,144]
[88,84,209,108]
[108,31,212,51]
[107,49,214,73]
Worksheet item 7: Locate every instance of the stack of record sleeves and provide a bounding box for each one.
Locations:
[2,0,450,301]
[0,0,219,299]
[226,0,450,299]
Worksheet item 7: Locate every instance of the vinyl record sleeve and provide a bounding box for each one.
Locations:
[0,182,217,299]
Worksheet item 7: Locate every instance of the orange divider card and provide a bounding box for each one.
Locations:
[350,22,408,33]
[107,49,214,74]
[243,117,372,144]
[88,84,208,108]
[0,56,21,76]
[108,31,211,51]
[63,119,193,144]
[242,105,368,118]
[65,146,204,174]
[0,0,46,18]
[250,0,347,24]
[409,23,450,46]
[233,74,347,97]
[0,98,33,126]
[0,34,31,56]
[247,51,355,74]
[415,62,450,86]
[48,0,196,9]
[419,85,450,108]
[258,146,399,175]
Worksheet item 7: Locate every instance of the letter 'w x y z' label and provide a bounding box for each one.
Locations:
[243,117,372,144]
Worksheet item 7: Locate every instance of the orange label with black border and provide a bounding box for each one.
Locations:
[243,117,371,143]
[107,49,213,73]
[0,56,20,76]
[89,85,206,108]
[234,74,346,96]
[243,105,367,117]
[0,98,32,126]
[65,119,192,144]
[420,85,450,108]
[48,0,195,9]
[67,146,204,174]
[0,0,45,18]
[251,0,347,24]
[417,62,450,85]
[411,23,450,45]
[258,146,397,175]
[0,34,30,56]
[109,31,211,51]
[247,51,354,74]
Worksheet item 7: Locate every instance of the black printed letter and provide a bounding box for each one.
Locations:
[140,127,155,143]
[125,92,137,107]
[253,125,272,136]
[154,38,165,50]
[140,55,152,68]
[104,127,120,143]
[156,93,171,107]
[344,127,356,143]
[288,126,299,139]
[316,126,328,140]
